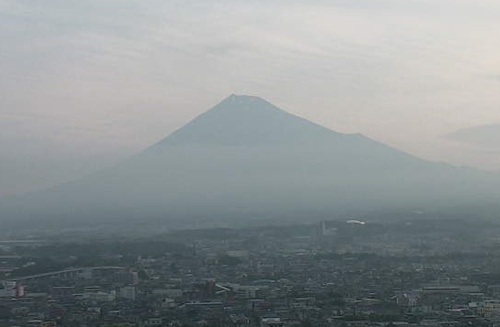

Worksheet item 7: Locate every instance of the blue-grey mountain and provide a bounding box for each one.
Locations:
[1,95,499,226]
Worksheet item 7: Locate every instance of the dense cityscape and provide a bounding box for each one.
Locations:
[2,219,500,327]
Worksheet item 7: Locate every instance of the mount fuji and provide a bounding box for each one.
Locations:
[1,95,499,226]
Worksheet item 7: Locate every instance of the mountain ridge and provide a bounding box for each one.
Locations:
[1,95,499,227]
[153,94,346,147]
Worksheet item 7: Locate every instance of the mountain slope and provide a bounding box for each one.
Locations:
[1,95,499,226]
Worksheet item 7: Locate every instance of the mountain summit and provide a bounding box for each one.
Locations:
[1,95,499,226]
[154,94,341,147]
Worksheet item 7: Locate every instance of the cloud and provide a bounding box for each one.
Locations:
[443,124,500,149]
[486,75,500,82]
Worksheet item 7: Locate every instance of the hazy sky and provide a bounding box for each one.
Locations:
[1,0,500,197]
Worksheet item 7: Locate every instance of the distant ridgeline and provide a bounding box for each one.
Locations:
[1,95,499,226]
